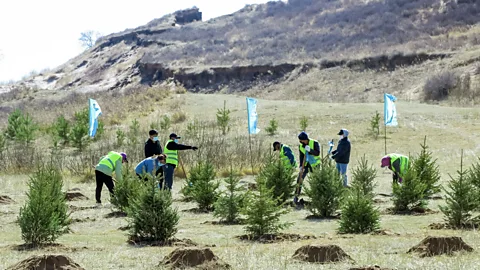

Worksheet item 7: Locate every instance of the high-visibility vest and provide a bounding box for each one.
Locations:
[388,153,409,176]
[164,140,178,166]
[299,139,320,167]
[98,151,122,171]
[280,144,296,168]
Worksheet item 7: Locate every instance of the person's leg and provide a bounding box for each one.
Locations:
[104,175,115,197]
[339,163,348,186]
[163,164,174,191]
[95,170,104,204]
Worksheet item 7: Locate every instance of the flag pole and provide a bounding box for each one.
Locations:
[384,122,387,155]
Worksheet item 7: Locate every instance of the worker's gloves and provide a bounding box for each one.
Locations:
[192,146,198,151]
[305,146,311,152]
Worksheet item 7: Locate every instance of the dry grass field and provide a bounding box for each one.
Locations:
[2,93,480,269]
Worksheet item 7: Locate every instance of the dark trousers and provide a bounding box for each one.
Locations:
[95,170,114,203]
[297,164,313,195]
[161,164,175,190]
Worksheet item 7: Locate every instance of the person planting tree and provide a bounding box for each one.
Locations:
[295,131,321,203]
[273,141,296,169]
[135,154,167,181]
[94,151,128,205]
[381,153,409,184]
[163,133,198,190]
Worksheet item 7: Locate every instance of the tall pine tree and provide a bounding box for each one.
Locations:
[351,155,377,198]
[440,150,479,228]
[413,136,441,197]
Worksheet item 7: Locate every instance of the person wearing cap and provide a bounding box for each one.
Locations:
[163,133,198,190]
[145,129,162,158]
[298,131,321,179]
[94,151,128,204]
[331,129,351,187]
[273,141,296,169]
[381,154,409,184]
[135,154,167,181]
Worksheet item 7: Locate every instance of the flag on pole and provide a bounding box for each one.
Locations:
[89,98,102,137]
[246,97,260,134]
[384,93,398,127]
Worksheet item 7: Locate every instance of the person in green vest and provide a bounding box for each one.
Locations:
[295,132,321,204]
[381,153,409,183]
[95,151,128,205]
[163,133,198,190]
[273,141,296,169]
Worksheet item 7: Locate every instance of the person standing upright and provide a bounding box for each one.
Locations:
[163,133,198,190]
[145,129,162,158]
[331,128,351,187]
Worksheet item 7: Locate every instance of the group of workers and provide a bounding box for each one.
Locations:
[93,126,409,206]
[94,130,198,205]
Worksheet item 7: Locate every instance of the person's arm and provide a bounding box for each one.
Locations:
[298,146,304,167]
[308,141,320,156]
[332,141,346,159]
[145,142,153,158]
[167,141,197,151]
[156,141,163,155]
[115,160,123,181]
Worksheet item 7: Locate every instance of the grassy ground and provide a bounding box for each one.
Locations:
[2,94,480,269]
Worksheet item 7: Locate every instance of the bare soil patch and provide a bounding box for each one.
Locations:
[371,230,400,236]
[69,205,98,212]
[65,192,88,201]
[237,233,316,244]
[182,208,212,214]
[385,207,438,216]
[160,247,231,269]
[350,266,393,270]
[201,220,243,225]
[11,243,88,252]
[6,254,85,270]
[292,244,352,263]
[428,222,480,230]
[71,217,96,224]
[118,225,131,231]
[0,195,15,204]
[306,215,341,221]
[128,237,215,248]
[104,211,127,218]
[407,236,474,257]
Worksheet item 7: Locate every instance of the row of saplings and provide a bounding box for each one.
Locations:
[15,139,480,250]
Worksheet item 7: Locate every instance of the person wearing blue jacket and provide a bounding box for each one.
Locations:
[135,154,166,181]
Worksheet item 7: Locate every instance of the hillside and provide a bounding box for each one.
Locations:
[2,0,480,104]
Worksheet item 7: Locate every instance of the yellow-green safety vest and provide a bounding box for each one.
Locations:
[164,140,178,166]
[98,151,122,171]
[388,153,409,176]
[299,139,321,167]
[280,144,296,168]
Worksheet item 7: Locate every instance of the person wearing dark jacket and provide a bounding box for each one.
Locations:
[145,129,162,158]
[162,133,198,190]
[331,128,351,187]
[298,131,321,180]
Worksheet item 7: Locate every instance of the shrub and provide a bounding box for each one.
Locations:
[351,155,377,198]
[213,169,245,223]
[18,164,70,246]
[305,160,345,217]
[160,115,171,131]
[5,109,38,144]
[299,116,308,131]
[172,111,187,124]
[370,111,380,139]
[265,118,278,136]
[412,136,441,197]
[189,161,219,211]
[128,119,140,145]
[258,155,296,204]
[216,100,231,135]
[127,179,179,242]
[423,71,457,101]
[116,129,126,147]
[440,151,479,228]
[5,109,23,140]
[338,189,380,234]
[392,160,428,212]
[241,178,291,237]
[70,120,89,151]
[111,170,144,213]
[52,115,70,146]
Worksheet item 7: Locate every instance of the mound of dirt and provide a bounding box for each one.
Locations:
[350,266,393,270]
[407,236,474,257]
[128,237,206,247]
[104,211,127,218]
[292,244,352,263]
[371,230,400,236]
[237,233,316,243]
[65,192,88,201]
[160,247,230,269]
[6,254,84,270]
[71,217,96,224]
[0,195,15,204]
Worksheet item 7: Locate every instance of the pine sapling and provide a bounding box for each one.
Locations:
[351,155,377,198]
[370,111,380,139]
[413,136,441,197]
[216,100,231,135]
[338,188,380,234]
[111,169,143,213]
[299,116,308,131]
[392,159,428,212]
[259,155,296,204]
[190,161,219,211]
[213,169,245,224]
[440,151,479,228]
[241,178,292,237]
[265,118,278,136]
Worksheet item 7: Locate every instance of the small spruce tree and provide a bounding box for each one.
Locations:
[52,115,71,146]
[351,155,377,198]
[241,178,292,237]
[16,112,37,144]
[299,116,308,131]
[265,118,278,136]
[111,169,144,213]
[440,151,479,228]
[116,129,126,147]
[18,164,70,246]
[160,115,171,131]
[127,178,179,242]
[392,159,428,212]
[413,136,441,197]
[189,161,219,211]
[216,100,231,135]
[305,160,345,217]
[213,169,245,223]
[258,155,296,204]
[338,188,380,234]
[5,109,23,140]
[370,111,380,139]
[128,119,140,145]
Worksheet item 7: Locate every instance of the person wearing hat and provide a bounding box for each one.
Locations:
[273,141,296,169]
[163,133,198,190]
[94,151,128,204]
[297,131,321,180]
[331,128,351,187]
[135,154,167,181]
[381,154,409,184]
[145,129,162,158]
[332,128,351,187]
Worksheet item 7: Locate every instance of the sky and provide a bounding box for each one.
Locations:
[0,0,273,82]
